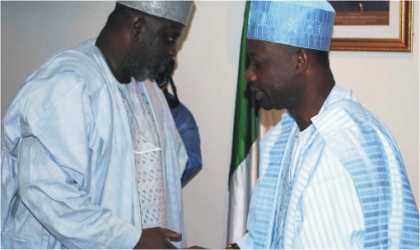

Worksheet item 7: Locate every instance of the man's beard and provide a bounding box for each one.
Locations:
[130,59,158,81]
[122,35,161,81]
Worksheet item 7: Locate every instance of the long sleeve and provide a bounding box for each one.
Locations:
[236,182,259,249]
[18,137,141,249]
[15,72,141,249]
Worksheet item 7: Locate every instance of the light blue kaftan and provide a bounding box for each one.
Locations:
[1,40,188,249]
[237,85,419,249]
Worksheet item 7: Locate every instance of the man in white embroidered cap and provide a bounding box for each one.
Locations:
[1,1,193,249]
[227,0,419,249]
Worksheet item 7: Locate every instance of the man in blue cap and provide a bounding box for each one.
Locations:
[2,1,193,249]
[228,0,419,249]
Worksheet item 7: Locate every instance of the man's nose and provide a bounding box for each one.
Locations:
[245,65,256,83]
[169,45,178,58]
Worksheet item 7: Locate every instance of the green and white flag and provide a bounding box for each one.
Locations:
[227,1,282,244]
[227,1,257,244]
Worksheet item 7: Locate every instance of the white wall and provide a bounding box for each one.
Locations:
[1,1,418,249]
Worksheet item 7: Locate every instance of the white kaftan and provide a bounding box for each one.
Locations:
[1,39,188,248]
[237,85,419,249]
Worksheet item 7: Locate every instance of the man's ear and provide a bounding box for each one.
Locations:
[129,14,146,41]
[293,49,309,74]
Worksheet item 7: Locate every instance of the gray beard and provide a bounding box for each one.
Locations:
[132,67,158,82]
[122,53,159,82]
[122,31,161,82]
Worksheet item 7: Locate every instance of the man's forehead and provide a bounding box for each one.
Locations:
[246,40,267,59]
[247,39,280,51]
[148,14,183,35]
[165,19,184,31]
[246,39,288,61]
[161,20,184,36]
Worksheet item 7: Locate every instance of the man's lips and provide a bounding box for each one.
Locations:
[249,87,259,92]
[249,86,263,100]
[249,82,257,91]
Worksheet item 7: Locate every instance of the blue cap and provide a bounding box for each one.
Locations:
[247,0,336,51]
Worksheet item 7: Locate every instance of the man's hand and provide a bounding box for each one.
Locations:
[134,227,182,249]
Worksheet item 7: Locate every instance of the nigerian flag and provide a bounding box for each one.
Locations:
[227,1,258,244]
[227,1,282,243]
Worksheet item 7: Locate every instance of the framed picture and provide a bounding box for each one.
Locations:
[329,0,413,52]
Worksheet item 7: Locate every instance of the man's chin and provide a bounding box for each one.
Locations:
[261,106,273,111]
[133,72,159,82]
[148,71,159,81]
[259,100,274,111]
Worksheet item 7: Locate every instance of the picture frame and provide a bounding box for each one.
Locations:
[330,0,413,52]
